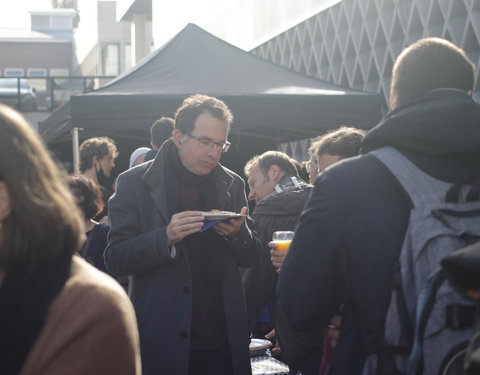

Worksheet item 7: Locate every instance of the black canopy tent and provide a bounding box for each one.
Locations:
[39,23,385,174]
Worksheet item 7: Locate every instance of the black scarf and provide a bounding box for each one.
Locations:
[163,140,226,280]
[0,253,72,375]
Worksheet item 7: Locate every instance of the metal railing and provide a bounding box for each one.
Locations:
[0,76,116,112]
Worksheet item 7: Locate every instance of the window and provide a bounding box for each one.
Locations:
[27,68,47,77]
[27,69,48,92]
[125,44,132,71]
[51,15,73,30]
[31,15,50,29]
[4,68,24,77]
[49,68,70,87]
[102,44,120,76]
[49,68,69,77]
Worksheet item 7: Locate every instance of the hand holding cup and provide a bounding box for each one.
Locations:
[269,231,294,271]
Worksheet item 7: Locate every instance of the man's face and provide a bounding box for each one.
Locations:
[97,152,115,177]
[174,112,228,175]
[317,153,342,174]
[247,165,276,203]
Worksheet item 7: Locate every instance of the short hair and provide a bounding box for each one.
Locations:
[0,104,84,276]
[391,38,475,108]
[244,151,298,179]
[150,117,174,148]
[79,137,118,173]
[315,126,366,159]
[298,161,310,183]
[174,94,233,135]
[67,175,104,220]
[290,159,305,179]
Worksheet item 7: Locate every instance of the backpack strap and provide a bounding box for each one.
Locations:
[369,146,453,207]
[407,270,447,375]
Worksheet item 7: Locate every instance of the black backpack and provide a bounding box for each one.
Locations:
[438,241,480,375]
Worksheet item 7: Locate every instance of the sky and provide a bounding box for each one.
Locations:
[0,0,342,52]
[0,0,52,29]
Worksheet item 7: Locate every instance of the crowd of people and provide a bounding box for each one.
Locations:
[1,37,479,375]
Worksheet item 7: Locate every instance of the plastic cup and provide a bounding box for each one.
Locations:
[272,231,294,252]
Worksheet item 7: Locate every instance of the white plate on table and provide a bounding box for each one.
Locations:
[202,211,246,221]
[249,338,272,356]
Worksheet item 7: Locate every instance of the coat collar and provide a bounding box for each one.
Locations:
[141,144,234,221]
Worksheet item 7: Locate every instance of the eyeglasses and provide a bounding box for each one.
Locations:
[306,158,318,171]
[182,132,231,153]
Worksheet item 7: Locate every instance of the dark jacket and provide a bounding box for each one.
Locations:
[142,148,157,162]
[82,222,110,274]
[243,175,322,373]
[277,89,480,374]
[105,143,259,375]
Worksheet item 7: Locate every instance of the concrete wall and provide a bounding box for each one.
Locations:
[0,41,72,71]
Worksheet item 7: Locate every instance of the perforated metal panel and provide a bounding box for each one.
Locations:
[252,0,480,106]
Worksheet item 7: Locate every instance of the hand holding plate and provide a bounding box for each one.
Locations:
[212,206,247,237]
[166,210,204,246]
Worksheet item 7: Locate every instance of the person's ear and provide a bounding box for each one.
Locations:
[269,165,281,183]
[173,129,183,146]
[0,182,12,223]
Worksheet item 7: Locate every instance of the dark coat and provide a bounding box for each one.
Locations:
[277,89,480,374]
[105,143,259,375]
[82,222,110,274]
[242,175,323,373]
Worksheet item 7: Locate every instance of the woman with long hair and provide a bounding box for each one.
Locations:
[0,104,141,375]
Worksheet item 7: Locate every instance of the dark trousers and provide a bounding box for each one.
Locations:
[189,343,234,375]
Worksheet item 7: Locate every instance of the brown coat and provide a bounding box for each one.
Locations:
[20,256,141,375]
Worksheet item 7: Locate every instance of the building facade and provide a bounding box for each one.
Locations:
[0,9,76,124]
[251,0,480,107]
[74,0,153,76]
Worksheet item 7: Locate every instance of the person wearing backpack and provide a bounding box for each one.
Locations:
[276,37,480,375]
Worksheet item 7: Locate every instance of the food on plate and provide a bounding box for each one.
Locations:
[201,209,246,220]
[207,209,238,215]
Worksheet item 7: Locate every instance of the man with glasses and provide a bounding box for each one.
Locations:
[105,94,260,375]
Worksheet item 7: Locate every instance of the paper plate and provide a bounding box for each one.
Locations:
[202,211,246,220]
[249,338,272,356]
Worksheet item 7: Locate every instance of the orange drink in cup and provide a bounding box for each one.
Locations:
[272,231,295,252]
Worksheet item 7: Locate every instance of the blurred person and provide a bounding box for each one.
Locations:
[314,126,365,174]
[0,104,140,375]
[79,136,118,222]
[298,160,310,183]
[105,94,260,375]
[143,116,174,162]
[306,138,319,183]
[269,126,365,272]
[66,175,110,274]
[243,151,321,375]
[277,38,480,375]
[129,146,151,168]
[264,127,364,374]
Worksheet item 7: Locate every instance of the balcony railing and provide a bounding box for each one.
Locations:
[0,76,116,112]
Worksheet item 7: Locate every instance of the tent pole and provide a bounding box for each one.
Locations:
[72,127,80,174]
